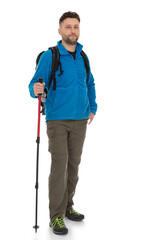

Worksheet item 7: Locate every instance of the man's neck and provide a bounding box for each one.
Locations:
[61,40,76,52]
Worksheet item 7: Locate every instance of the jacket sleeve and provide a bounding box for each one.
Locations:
[28,50,52,98]
[86,56,98,115]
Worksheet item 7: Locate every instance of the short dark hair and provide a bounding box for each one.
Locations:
[59,11,80,25]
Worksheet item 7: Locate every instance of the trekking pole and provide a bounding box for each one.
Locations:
[33,78,43,233]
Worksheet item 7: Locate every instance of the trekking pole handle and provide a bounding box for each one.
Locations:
[37,78,43,96]
[38,78,43,83]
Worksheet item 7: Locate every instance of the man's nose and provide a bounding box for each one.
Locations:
[71,27,76,33]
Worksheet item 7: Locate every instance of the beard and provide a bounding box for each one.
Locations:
[62,34,79,46]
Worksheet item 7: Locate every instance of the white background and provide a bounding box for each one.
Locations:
[0,0,157,239]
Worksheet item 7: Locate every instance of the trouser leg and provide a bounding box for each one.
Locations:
[46,119,88,221]
[66,119,88,211]
[47,121,69,222]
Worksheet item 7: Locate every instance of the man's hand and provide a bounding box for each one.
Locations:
[33,82,45,97]
[88,112,95,125]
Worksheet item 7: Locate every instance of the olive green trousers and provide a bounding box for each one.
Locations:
[46,119,88,221]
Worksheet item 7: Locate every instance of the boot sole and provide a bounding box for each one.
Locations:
[53,229,68,235]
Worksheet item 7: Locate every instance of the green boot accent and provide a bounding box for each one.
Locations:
[66,209,85,221]
[49,217,68,235]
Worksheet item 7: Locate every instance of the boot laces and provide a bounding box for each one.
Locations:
[70,209,80,215]
[52,217,65,228]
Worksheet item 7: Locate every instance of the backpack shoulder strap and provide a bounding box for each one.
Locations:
[49,46,60,71]
[36,51,45,69]
[48,46,61,90]
[80,50,90,82]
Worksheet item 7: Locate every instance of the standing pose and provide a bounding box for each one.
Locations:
[29,11,97,235]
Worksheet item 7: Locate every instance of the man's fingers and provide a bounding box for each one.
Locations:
[88,113,95,125]
[33,82,45,96]
[88,118,92,125]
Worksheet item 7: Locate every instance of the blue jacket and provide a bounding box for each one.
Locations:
[29,40,97,121]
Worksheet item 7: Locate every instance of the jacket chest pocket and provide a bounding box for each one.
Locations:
[77,68,87,87]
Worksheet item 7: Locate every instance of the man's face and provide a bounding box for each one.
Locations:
[58,18,80,46]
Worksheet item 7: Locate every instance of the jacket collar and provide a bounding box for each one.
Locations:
[57,40,83,57]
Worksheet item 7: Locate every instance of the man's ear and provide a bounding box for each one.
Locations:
[58,28,61,36]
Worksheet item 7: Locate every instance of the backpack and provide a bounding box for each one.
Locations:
[36,46,90,114]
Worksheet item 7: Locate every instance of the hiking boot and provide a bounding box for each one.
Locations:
[49,217,68,235]
[66,209,85,221]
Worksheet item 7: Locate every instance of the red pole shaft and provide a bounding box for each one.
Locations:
[37,95,41,138]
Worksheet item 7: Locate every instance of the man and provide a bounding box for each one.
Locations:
[29,11,97,235]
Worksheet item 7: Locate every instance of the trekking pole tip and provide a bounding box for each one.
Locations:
[33,225,39,233]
